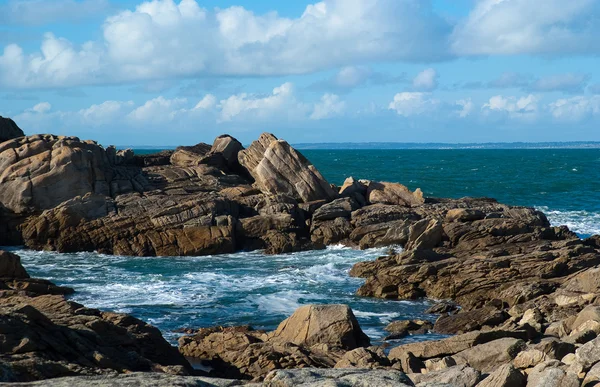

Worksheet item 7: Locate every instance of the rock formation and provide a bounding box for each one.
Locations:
[178,304,370,380]
[0,250,192,382]
[0,116,24,143]
[0,131,426,256]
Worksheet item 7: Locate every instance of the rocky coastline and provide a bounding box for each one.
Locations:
[2,129,600,385]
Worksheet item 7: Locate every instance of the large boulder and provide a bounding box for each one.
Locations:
[408,364,481,387]
[210,135,244,171]
[179,305,371,381]
[0,116,24,143]
[270,304,370,350]
[365,181,424,207]
[238,133,336,203]
[169,142,212,167]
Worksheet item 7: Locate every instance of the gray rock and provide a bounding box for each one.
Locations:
[0,373,247,387]
[576,335,600,370]
[451,338,526,373]
[525,361,579,387]
[409,365,481,387]
[263,368,414,387]
[476,364,526,387]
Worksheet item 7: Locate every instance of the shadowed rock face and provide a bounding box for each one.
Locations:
[0,116,24,143]
[0,250,192,383]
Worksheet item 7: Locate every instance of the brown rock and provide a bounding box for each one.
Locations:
[238,133,336,203]
[409,364,481,387]
[434,306,508,335]
[0,135,144,213]
[1,288,191,382]
[366,181,424,207]
[169,142,212,167]
[451,337,526,373]
[388,330,528,361]
[477,364,526,387]
[334,347,390,369]
[270,304,370,350]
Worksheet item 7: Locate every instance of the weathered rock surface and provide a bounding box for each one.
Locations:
[238,133,336,203]
[263,368,414,387]
[408,364,481,387]
[0,251,192,383]
[0,374,249,387]
[0,116,24,143]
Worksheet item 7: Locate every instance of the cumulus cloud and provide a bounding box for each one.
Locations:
[451,0,600,56]
[548,96,600,121]
[218,83,308,123]
[412,68,438,91]
[310,94,346,120]
[455,99,474,118]
[388,92,439,117]
[127,96,188,124]
[31,102,51,113]
[0,0,452,89]
[482,94,539,119]
[79,101,135,126]
[10,82,349,135]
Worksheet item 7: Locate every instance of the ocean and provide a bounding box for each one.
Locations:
[11,149,600,345]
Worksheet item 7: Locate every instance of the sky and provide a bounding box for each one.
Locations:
[1,0,600,146]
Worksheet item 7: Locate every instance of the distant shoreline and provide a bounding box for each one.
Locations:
[121,142,600,151]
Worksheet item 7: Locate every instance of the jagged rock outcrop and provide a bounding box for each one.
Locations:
[0,135,146,214]
[0,116,24,143]
[238,133,336,203]
[0,251,192,383]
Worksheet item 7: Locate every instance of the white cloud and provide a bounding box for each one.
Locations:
[310,94,346,120]
[456,99,474,118]
[193,94,217,110]
[0,0,452,89]
[127,96,188,124]
[451,0,600,56]
[412,68,438,91]
[549,96,600,121]
[482,94,539,119]
[31,102,51,113]
[218,82,308,123]
[388,92,439,117]
[79,101,135,126]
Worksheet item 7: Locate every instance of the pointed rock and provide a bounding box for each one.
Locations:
[238,133,336,203]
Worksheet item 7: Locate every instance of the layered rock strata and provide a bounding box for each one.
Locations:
[0,250,192,382]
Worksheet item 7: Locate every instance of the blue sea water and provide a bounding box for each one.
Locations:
[11,149,600,345]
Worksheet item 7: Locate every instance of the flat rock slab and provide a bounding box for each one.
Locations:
[0,373,250,387]
[263,368,414,387]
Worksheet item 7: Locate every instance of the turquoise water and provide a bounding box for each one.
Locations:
[11,149,600,346]
[305,149,600,238]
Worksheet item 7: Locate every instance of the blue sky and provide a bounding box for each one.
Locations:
[1,0,600,146]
